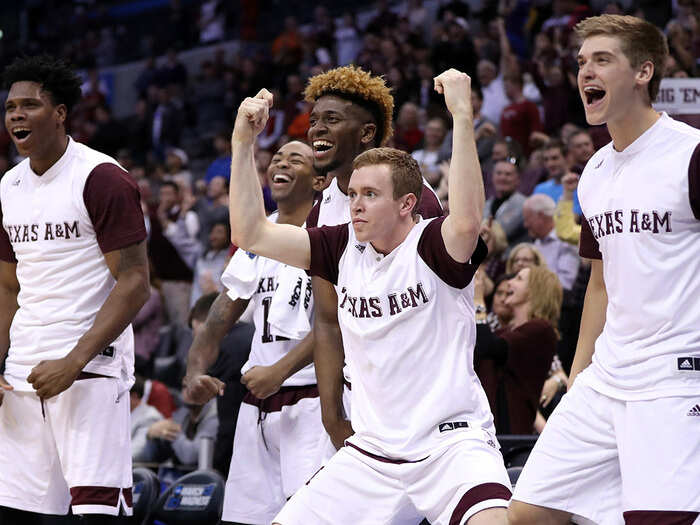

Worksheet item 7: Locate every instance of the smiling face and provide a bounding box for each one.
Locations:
[577,34,647,126]
[348,164,405,244]
[492,160,519,197]
[492,279,513,323]
[505,267,530,308]
[543,146,567,180]
[266,141,317,204]
[5,81,66,160]
[307,95,376,174]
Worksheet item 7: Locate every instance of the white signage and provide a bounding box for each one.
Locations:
[653,78,700,115]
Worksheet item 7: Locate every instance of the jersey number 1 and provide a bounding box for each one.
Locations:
[261,296,290,343]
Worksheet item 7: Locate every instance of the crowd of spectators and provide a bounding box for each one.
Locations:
[0,0,698,474]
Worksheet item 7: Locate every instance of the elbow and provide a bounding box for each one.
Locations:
[134,274,151,310]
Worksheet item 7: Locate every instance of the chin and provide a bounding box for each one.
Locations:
[353,227,370,243]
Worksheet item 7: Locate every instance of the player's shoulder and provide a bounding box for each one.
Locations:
[0,158,30,193]
[70,139,126,176]
[657,113,700,144]
[580,143,614,183]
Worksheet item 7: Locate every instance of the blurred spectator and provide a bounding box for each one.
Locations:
[164,148,193,189]
[199,0,226,44]
[282,74,305,131]
[471,85,498,162]
[523,194,580,290]
[394,102,424,152]
[431,17,477,78]
[477,59,508,125]
[533,139,582,213]
[205,132,233,183]
[554,172,582,245]
[87,105,128,158]
[486,273,514,332]
[483,159,527,244]
[257,91,286,151]
[272,16,303,76]
[416,62,443,113]
[566,130,595,173]
[159,49,188,88]
[190,221,230,307]
[500,73,543,156]
[131,376,165,462]
[335,13,363,66]
[192,61,227,136]
[149,181,200,324]
[505,242,547,275]
[479,219,508,288]
[475,266,562,434]
[133,283,165,376]
[124,98,152,164]
[151,87,184,155]
[412,117,448,188]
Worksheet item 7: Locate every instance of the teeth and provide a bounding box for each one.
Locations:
[273,174,292,183]
[313,140,333,149]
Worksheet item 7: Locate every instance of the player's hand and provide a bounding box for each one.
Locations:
[561,172,579,201]
[433,69,472,119]
[325,418,354,450]
[232,89,274,144]
[241,365,284,399]
[182,374,225,405]
[540,375,564,407]
[148,419,182,441]
[27,357,82,400]
[0,375,13,407]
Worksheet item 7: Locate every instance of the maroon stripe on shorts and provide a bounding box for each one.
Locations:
[70,486,120,507]
[242,384,319,413]
[123,487,133,508]
[345,442,429,464]
[449,482,512,525]
[623,511,699,525]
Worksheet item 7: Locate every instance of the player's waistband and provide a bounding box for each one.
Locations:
[243,384,319,413]
[345,441,430,464]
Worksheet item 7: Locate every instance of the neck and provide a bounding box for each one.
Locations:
[331,163,354,194]
[276,196,315,227]
[30,134,69,175]
[369,216,416,255]
[607,106,660,152]
[509,303,530,329]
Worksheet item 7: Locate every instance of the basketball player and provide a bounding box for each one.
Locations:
[183,140,327,524]
[228,69,511,524]
[508,15,700,525]
[0,56,148,523]
[301,66,442,450]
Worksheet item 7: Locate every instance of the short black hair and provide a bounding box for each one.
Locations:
[188,292,219,328]
[3,54,83,113]
[160,180,180,193]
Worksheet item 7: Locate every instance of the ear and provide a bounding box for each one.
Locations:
[399,193,418,218]
[55,104,67,126]
[360,122,378,146]
[635,60,654,90]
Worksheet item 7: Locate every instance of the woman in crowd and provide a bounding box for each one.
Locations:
[475,266,562,434]
[505,242,546,275]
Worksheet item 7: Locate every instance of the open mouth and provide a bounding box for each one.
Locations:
[12,128,31,141]
[312,140,334,157]
[272,173,292,184]
[583,87,606,107]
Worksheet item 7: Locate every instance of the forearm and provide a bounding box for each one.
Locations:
[448,115,484,232]
[229,139,267,250]
[314,321,347,426]
[68,271,149,369]
[273,331,314,381]
[569,264,607,387]
[186,293,248,376]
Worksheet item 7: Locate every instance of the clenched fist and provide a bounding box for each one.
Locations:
[232,88,274,144]
[433,69,473,120]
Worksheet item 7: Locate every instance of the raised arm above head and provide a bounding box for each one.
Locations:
[229,89,311,269]
[434,69,485,262]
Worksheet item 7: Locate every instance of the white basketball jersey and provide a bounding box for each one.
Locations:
[221,214,315,386]
[308,217,494,460]
[0,137,145,391]
[578,113,700,400]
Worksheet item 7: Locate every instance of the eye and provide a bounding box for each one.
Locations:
[326,116,338,123]
[348,191,356,198]
[366,191,376,197]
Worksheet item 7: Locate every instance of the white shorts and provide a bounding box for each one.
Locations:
[315,383,353,464]
[512,376,700,524]
[222,385,327,524]
[274,431,512,525]
[0,377,133,516]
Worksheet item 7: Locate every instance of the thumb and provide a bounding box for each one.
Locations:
[0,376,13,390]
[255,88,274,107]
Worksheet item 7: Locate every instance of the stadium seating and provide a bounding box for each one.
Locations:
[132,467,162,524]
[146,469,225,525]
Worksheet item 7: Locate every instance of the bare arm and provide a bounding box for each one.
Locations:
[183,292,249,404]
[313,277,352,449]
[568,259,606,389]
[229,89,310,269]
[28,241,150,399]
[434,69,484,262]
[0,261,19,402]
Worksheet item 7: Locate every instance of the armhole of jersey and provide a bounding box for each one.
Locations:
[688,142,700,220]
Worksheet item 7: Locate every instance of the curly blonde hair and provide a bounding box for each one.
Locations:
[304,65,394,146]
